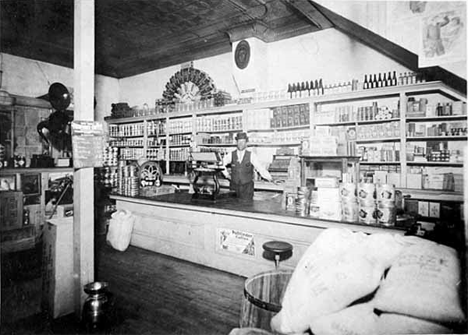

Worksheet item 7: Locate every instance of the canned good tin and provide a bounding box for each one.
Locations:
[358,204,377,224]
[341,200,358,222]
[377,184,396,202]
[358,183,376,202]
[340,183,357,199]
[376,203,396,226]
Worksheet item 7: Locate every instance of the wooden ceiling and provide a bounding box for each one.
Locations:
[0,0,331,78]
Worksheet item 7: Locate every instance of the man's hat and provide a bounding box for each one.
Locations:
[235,132,248,141]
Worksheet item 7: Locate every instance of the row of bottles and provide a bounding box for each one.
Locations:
[287,79,324,98]
[363,72,398,89]
[363,71,426,90]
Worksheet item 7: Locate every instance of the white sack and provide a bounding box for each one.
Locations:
[364,233,422,271]
[309,303,379,335]
[377,313,452,334]
[106,209,135,252]
[374,240,465,323]
[271,228,381,334]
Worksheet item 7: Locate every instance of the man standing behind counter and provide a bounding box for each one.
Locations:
[221,132,273,201]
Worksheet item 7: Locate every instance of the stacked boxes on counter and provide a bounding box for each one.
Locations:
[360,165,401,187]
[310,177,341,221]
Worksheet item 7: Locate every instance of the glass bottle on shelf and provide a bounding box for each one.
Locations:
[363,75,368,89]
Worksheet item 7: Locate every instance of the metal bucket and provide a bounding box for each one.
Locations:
[240,269,292,332]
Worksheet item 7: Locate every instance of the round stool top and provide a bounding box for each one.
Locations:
[263,241,293,254]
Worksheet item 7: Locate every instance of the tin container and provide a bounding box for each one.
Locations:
[358,204,377,224]
[341,200,359,223]
[358,183,376,203]
[376,203,396,226]
[376,184,396,202]
[340,183,357,200]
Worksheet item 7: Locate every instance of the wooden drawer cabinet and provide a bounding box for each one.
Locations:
[0,191,23,231]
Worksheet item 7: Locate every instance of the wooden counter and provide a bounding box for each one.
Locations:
[110,191,405,277]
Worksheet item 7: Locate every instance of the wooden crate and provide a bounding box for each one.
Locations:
[0,191,23,231]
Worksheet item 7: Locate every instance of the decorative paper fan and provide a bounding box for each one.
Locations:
[139,161,163,188]
[162,68,216,104]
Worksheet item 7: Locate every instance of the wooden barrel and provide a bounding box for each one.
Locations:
[240,269,292,333]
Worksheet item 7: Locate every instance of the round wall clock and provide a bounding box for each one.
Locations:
[162,67,216,104]
[235,40,250,70]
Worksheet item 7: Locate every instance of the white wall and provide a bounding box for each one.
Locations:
[119,28,413,107]
[316,0,466,79]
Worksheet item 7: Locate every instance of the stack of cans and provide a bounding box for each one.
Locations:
[118,161,140,197]
[376,184,396,226]
[358,183,377,224]
[340,183,358,222]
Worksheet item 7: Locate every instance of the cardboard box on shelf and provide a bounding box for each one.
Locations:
[41,217,74,319]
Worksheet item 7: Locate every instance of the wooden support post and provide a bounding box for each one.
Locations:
[73,0,95,318]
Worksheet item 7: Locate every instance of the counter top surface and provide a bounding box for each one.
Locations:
[111,191,406,234]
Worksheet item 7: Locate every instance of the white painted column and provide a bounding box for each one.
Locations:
[73,0,95,317]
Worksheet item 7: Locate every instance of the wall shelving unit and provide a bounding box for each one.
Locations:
[105,81,466,201]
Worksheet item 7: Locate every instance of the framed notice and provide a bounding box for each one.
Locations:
[71,121,105,169]
[217,228,255,256]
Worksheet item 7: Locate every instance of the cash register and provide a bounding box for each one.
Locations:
[188,151,225,201]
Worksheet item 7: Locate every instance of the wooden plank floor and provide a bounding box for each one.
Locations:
[1,239,247,335]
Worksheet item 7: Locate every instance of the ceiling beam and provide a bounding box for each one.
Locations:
[284,0,333,30]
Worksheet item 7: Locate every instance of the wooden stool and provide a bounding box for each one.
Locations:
[262,241,293,269]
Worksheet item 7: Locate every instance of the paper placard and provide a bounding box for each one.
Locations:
[71,121,105,168]
[217,228,255,256]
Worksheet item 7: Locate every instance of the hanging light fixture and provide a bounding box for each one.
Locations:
[0,53,15,106]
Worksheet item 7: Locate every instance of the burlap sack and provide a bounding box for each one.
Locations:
[271,229,381,334]
[377,313,452,334]
[309,303,378,335]
[373,241,465,323]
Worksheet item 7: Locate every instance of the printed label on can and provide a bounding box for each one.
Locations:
[358,183,376,202]
[376,204,396,226]
[340,183,357,199]
[377,184,395,202]
[341,201,358,222]
[358,205,376,224]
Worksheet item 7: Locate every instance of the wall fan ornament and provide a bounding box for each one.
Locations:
[162,67,216,104]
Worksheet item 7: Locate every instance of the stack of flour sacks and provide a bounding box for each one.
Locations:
[271,228,466,335]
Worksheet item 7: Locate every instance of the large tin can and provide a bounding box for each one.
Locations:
[376,184,396,203]
[376,203,396,226]
[358,203,377,224]
[358,183,376,203]
[340,182,357,200]
[342,200,359,223]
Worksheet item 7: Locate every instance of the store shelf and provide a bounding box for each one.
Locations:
[197,129,242,134]
[356,137,400,143]
[360,161,400,165]
[406,161,464,167]
[249,125,310,132]
[406,115,467,122]
[357,118,400,125]
[406,136,467,141]
[250,142,301,147]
